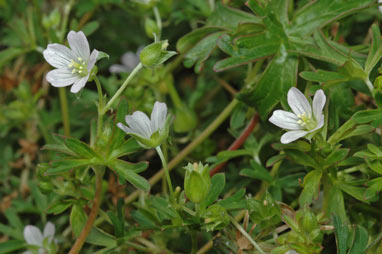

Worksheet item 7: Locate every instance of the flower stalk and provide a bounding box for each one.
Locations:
[58,87,71,136]
[156,146,174,199]
[102,63,143,114]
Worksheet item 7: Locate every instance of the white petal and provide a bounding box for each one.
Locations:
[121,52,140,71]
[87,49,99,72]
[43,222,55,238]
[312,89,326,123]
[67,31,90,60]
[150,102,167,132]
[70,76,88,93]
[117,122,134,134]
[126,111,152,138]
[24,225,43,246]
[46,68,78,87]
[288,87,312,117]
[280,130,307,144]
[43,44,76,68]
[269,110,302,130]
[109,64,129,73]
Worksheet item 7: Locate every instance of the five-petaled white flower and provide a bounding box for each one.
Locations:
[43,31,99,93]
[117,101,170,148]
[23,221,56,254]
[269,87,326,144]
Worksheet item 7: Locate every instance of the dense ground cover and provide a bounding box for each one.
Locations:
[1,0,382,253]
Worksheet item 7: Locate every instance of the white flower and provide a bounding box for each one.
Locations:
[269,87,326,144]
[43,31,99,93]
[379,0,382,14]
[23,222,56,254]
[109,47,143,74]
[117,101,170,148]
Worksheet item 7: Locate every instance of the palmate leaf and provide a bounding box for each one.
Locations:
[289,0,374,37]
[237,52,298,119]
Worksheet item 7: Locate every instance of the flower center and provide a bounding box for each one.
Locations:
[296,112,316,130]
[68,57,88,77]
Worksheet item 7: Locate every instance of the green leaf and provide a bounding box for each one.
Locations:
[47,200,72,215]
[285,150,317,168]
[338,60,367,81]
[214,33,280,72]
[109,138,142,159]
[325,149,349,166]
[352,109,382,124]
[300,70,348,86]
[237,52,298,119]
[299,169,322,206]
[183,31,225,73]
[338,182,370,204]
[348,226,368,254]
[240,160,272,183]
[266,154,286,167]
[176,27,223,53]
[365,24,382,75]
[206,3,261,29]
[290,0,374,37]
[65,137,100,159]
[328,185,347,222]
[86,227,116,247]
[47,159,91,174]
[113,166,150,191]
[0,240,25,254]
[291,31,352,66]
[333,214,349,254]
[201,173,225,208]
[109,159,148,174]
[70,204,88,237]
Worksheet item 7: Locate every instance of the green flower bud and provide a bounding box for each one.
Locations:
[200,204,230,231]
[184,162,211,203]
[145,18,160,39]
[139,40,177,68]
[297,208,318,233]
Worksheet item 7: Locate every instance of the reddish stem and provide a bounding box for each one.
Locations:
[209,114,259,177]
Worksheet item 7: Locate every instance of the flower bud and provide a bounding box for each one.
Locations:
[200,204,230,231]
[139,40,177,68]
[145,18,160,39]
[296,208,318,233]
[184,162,211,203]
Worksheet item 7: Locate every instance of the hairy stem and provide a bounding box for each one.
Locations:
[125,99,239,203]
[102,63,143,114]
[58,87,70,136]
[156,146,174,199]
[69,169,104,254]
